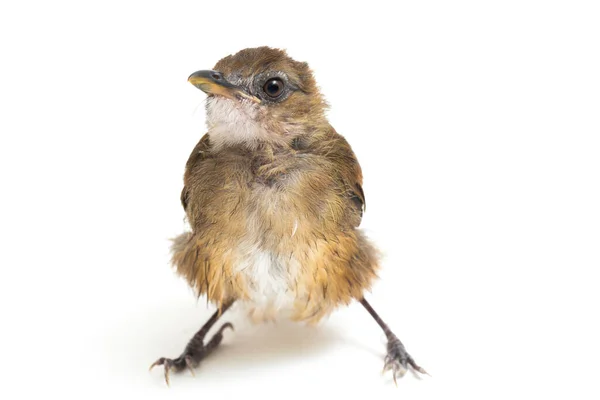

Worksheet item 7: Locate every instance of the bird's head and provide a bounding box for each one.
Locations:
[188,47,328,149]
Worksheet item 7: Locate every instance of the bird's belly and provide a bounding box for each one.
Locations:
[234,244,300,322]
[231,181,330,321]
[194,176,344,321]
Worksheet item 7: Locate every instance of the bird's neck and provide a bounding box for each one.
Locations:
[207,117,329,151]
[205,97,329,150]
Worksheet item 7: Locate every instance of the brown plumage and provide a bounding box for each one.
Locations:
[151,47,426,385]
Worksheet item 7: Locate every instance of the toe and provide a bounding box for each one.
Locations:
[184,355,196,376]
[163,359,174,386]
[149,357,166,371]
[406,356,428,375]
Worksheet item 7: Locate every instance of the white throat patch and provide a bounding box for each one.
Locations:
[206,97,270,149]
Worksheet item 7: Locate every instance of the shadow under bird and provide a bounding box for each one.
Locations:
[150,46,427,386]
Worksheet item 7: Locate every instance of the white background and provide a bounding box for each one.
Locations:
[1,1,599,399]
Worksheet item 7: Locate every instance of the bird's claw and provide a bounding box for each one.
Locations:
[384,336,428,385]
[184,355,196,376]
[149,357,180,386]
[149,322,234,386]
[149,355,199,386]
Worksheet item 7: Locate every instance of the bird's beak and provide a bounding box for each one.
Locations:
[187,70,260,103]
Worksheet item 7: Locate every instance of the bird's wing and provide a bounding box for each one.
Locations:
[346,151,366,220]
[180,133,211,211]
[321,130,366,225]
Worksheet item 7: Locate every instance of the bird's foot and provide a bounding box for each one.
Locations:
[149,322,233,386]
[383,334,428,385]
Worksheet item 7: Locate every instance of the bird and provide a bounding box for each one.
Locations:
[149,46,427,386]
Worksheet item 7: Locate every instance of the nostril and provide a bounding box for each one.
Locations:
[212,73,221,80]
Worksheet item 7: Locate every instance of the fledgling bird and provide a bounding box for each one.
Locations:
[150,46,426,385]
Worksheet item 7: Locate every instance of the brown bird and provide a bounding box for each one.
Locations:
[150,46,427,385]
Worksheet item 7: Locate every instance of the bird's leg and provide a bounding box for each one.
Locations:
[359,298,428,384]
[150,300,235,386]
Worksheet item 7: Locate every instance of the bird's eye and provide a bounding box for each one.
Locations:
[263,78,284,98]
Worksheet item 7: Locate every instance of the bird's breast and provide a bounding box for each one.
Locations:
[184,148,354,320]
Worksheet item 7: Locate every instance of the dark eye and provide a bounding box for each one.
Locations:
[263,78,284,98]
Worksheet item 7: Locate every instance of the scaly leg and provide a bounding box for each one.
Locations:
[150,301,235,386]
[360,298,428,385]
